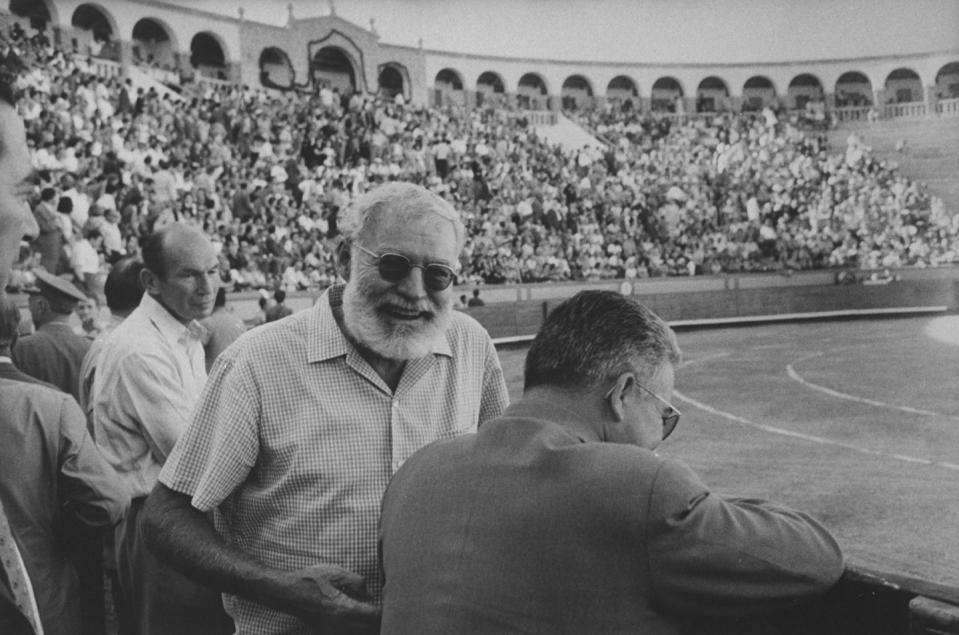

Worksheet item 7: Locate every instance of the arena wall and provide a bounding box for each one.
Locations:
[20,1,957,113]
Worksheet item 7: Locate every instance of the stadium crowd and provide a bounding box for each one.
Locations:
[3,19,958,298]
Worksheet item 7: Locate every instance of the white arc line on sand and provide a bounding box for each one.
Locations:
[673,390,959,472]
[785,359,959,422]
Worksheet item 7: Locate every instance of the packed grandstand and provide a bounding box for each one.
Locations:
[3,1,959,297]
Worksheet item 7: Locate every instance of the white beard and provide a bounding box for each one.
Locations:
[342,280,452,361]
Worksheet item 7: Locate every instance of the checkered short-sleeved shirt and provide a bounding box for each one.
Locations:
[160,285,509,634]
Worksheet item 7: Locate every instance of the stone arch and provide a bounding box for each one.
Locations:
[476,71,506,108]
[190,32,227,79]
[131,17,179,70]
[259,47,294,90]
[312,46,357,94]
[434,68,464,90]
[696,76,729,112]
[434,68,466,106]
[70,3,119,60]
[606,75,638,107]
[835,71,873,107]
[651,76,684,113]
[884,67,922,104]
[561,74,593,110]
[378,62,408,101]
[9,0,57,29]
[935,62,959,99]
[787,73,824,110]
[742,75,776,111]
[477,71,505,94]
[517,72,549,109]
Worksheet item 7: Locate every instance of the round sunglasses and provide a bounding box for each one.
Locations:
[355,244,457,292]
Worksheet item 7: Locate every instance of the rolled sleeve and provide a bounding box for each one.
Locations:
[161,354,260,512]
[478,336,509,426]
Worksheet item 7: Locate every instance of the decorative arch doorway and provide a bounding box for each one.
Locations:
[312,46,356,94]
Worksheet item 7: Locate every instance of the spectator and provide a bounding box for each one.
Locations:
[141,182,510,633]
[264,287,293,322]
[77,255,145,422]
[74,291,102,340]
[12,271,91,403]
[380,290,843,633]
[200,286,246,372]
[91,224,230,635]
[30,187,60,273]
[466,288,485,307]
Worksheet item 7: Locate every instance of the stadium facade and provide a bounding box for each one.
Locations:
[7,0,959,121]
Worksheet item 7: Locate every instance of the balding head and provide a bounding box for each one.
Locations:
[141,224,221,324]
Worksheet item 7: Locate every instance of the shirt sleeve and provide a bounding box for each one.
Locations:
[478,336,509,426]
[57,393,129,527]
[112,350,198,462]
[160,354,260,512]
[647,458,844,616]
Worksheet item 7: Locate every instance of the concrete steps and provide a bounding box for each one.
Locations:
[827,118,959,212]
[532,112,605,153]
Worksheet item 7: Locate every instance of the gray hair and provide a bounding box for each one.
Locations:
[339,182,465,253]
[524,290,682,392]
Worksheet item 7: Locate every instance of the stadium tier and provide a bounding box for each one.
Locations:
[3,0,959,296]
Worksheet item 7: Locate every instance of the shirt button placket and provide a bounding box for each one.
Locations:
[391,399,403,472]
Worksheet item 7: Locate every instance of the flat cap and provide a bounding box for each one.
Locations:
[27,270,88,305]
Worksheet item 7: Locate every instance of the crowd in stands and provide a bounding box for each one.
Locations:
[3,20,958,297]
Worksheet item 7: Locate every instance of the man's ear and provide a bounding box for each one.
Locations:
[335,240,352,281]
[605,372,635,423]
[140,267,160,295]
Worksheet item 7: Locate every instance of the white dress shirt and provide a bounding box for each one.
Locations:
[92,293,208,499]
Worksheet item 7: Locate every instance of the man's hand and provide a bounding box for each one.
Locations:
[280,563,381,632]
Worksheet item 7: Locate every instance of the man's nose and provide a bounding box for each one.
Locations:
[396,264,427,297]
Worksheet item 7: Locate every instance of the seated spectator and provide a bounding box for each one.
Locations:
[264,288,294,322]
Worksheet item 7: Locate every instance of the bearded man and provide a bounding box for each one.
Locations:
[142,182,509,634]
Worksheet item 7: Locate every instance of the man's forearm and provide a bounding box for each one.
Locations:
[141,483,296,612]
[142,484,380,628]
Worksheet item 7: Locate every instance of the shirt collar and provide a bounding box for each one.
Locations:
[307,284,453,363]
[140,293,206,347]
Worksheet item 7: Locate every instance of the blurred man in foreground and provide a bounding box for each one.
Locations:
[0,71,45,635]
[0,75,128,634]
[379,290,843,634]
[143,182,508,633]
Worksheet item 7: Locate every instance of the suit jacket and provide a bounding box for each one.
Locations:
[12,322,90,404]
[0,377,129,635]
[379,399,843,635]
[0,361,55,388]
